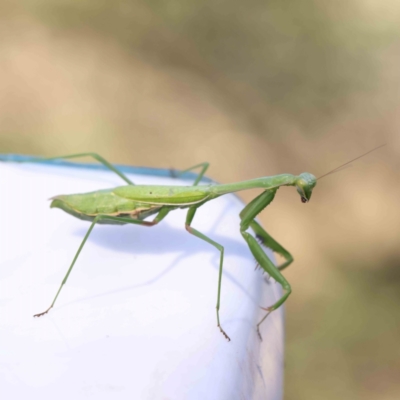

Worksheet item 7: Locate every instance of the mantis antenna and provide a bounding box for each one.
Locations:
[317,144,386,180]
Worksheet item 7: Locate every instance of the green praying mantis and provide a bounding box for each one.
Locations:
[5,145,384,341]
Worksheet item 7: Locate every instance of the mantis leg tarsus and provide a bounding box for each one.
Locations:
[218,325,231,342]
[33,306,53,318]
[33,209,170,318]
[185,207,231,341]
[256,309,272,341]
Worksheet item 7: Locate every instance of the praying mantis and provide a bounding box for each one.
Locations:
[1,146,384,341]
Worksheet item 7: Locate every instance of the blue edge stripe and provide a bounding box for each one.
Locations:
[0,154,215,184]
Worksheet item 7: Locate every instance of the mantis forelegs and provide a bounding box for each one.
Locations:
[239,190,292,340]
[248,220,293,271]
[185,206,231,341]
[34,208,171,317]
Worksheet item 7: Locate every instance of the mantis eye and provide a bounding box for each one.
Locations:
[301,197,307,203]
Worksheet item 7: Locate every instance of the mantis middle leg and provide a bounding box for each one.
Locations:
[185,206,230,341]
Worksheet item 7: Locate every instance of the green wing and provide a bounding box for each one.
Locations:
[113,185,210,205]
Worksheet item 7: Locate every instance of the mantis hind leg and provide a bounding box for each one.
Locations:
[171,162,210,186]
[185,206,230,341]
[33,208,170,317]
[25,152,134,185]
[239,189,292,340]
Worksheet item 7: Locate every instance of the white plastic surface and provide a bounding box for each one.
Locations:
[0,161,284,400]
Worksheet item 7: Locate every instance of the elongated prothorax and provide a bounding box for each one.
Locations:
[209,174,296,196]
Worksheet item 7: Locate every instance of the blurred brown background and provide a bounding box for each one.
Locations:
[1,1,399,398]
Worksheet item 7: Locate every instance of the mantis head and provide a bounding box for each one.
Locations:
[295,173,317,203]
